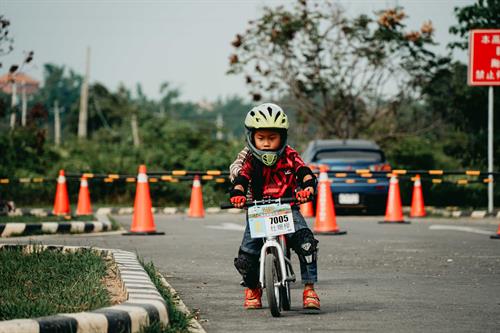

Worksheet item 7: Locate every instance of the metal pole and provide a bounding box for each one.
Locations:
[131,113,140,148]
[488,86,494,213]
[21,82,27,126]
[54,100,61,146]
[9,82,17,129]
[216,113,224,140]
[78,46,90,140]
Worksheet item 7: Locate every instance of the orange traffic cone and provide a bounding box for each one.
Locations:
[76,176,93,215]
[379,175,410,224]
[301,163,316,217]
[314,166,346,235]
[53,169,71,216]
[491,224,500,239]
[410,174,426,218]
[124,165,164,235]
[188,175,205,218]
[300,201,315,218]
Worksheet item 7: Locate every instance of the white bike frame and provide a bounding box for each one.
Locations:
[258,236,295,288]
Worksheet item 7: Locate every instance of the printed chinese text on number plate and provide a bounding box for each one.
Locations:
[248,203,295,238]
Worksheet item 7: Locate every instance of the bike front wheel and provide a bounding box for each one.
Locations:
[280,274,291,311]
[279,236,291,311]
[265,252,281,317]
[280,250,292,311]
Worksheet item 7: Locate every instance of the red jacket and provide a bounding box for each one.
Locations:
[239,146,307,200]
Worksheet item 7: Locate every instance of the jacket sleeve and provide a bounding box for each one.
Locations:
[229,147,250,183]
[232,151,253,193]
[290,148,317,189]
[289,148,306,172]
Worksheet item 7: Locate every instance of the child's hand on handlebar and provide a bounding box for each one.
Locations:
[231,195,246,208]
[230,188,247,208]
[296,187,314,203]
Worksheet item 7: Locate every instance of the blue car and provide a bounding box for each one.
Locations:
[302,139,391,213]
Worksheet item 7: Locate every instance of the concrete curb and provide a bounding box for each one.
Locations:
[157,275,207,333]
[0,244,172,333]
[0,214,113,237]
[407,207,500,219]
[97,207,242,215]
[6,206,244,218]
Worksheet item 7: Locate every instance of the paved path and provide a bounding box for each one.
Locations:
[2,214,500,332]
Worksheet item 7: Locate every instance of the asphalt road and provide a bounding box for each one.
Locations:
[3,214,500,332]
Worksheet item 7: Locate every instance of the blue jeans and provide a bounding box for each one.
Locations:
[239,208,318,284]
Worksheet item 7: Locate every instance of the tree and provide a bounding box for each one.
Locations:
[158,81,181,117]
[211,96,253,139]
[0,15,34,78]
[0,15,13,69]
[33,64,82,144]
[228,0,446,139]
[449,0,500,50]
[0,15,35,129]
[421,0,500,169]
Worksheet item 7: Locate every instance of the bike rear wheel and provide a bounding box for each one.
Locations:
[265,252,281,317]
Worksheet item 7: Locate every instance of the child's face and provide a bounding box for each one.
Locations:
[254,129,281,151]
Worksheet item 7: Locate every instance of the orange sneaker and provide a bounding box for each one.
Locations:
[244,287,262,309]
[303,288,320,310]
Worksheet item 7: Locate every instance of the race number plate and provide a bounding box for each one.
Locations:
[248,203,295,238]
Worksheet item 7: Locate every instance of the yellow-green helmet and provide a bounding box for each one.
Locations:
[244,103,289,130]
[244,103,289,166]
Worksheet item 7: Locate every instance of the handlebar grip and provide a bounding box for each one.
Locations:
[279,197,297,204]
[220,202,236,209]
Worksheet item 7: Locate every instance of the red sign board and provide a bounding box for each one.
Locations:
[468,29,500,86]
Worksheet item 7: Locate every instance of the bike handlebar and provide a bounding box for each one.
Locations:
[220,197,308,209]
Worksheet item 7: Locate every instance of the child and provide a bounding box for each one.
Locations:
[229,102,320,310]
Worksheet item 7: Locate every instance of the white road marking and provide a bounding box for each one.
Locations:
[429,225,493,235]
[206,223,245,231]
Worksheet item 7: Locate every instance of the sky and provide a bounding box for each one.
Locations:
[2,0,474,103]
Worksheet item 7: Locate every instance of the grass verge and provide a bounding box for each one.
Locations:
[141,261,192,333]
[0,214,97,223]
[0,245,111,320]
[0,245,194,332]
[107,214,123,231]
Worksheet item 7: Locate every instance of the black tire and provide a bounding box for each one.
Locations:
[281,251,291,311]
[265,253,281,317]
[280,281,291,311]
[279,237,291,311]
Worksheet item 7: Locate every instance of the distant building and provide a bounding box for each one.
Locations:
[0,72,39,95]
[197,99,214,112]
